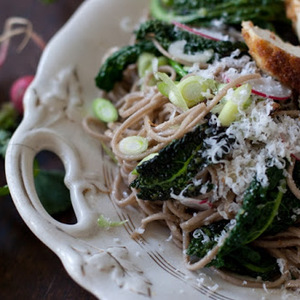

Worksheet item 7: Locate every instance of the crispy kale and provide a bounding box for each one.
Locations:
[135,20,248,57]
[217,245,280,281]
[95,41,158,92]
[187,222,279,281]
[265,160,300,235]
[187,166,285,280]
[130,120,234,201]
[150,0,288,27]
[187,220,229,259]
[218,167,285,256]
[95,20,247,92]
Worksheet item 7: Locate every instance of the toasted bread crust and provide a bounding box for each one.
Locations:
[242,21,300,93]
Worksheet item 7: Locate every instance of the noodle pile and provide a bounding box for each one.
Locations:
[83,42,300,291]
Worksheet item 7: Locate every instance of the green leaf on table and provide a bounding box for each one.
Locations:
[0,185,10,196]
[0,103,18,131]
[34,169,72,215]
[0,129,12,158]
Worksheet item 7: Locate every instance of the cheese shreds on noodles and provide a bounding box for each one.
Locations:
[203,99,300,196]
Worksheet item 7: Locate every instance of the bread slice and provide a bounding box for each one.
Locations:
[242,21,300,93]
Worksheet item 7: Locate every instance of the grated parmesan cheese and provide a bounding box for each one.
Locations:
[204,99,300,197]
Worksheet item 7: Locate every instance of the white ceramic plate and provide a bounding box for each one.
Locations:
[5,1,299,299]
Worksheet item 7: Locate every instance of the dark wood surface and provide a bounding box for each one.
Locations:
[0,1,97,299]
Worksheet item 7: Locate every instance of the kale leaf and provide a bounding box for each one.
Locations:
[95,41,158,92]
[130,121,234,201]
[187,220,280,281]
[95,20,247,92]
[135,20,248,58]
[187,219,229,259]
[216,245,280,281]
[34,169,72,215]
[130,123,210,201]
[218,167,285,256]
[265,160,300,235]
[150,0,288,26]
[187,166,285,280]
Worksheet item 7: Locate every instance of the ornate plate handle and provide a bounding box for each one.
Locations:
[5,78,153,299]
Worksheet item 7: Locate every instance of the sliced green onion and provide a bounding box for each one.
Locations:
[156,72,188,111]
[218,84,252,127]
[157,81,170,97]
[100,141,118,164]
[97,214,128,228]
[240,83,253,109]
[169,59,188,78]
[211,83,236,114]
[233,83,252,106]
[177,77,204,107]
[138,53,155,77]
[177,76,217,108]
[119,136,148,155]
[157,56,169,68]
[93,98,118,123]
[132,152,159,175]
[138,53,168,78]
[218,99,238,127]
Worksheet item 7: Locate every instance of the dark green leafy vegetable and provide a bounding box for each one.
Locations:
[187,167,285,280]
[187,220,229,259]
[0,103,19,158]
[265,160,300,235]
[0,103,19,131]
[34,169,72,215]
[187,222,279,280]
[0,185,9,196]
[95,41,158,92]
[0,130,12,158]
[218,167,285,257]
[150,0,288,26]
[135,20,248,57]
[95,20,247,92]
[217,245,280,281]
[130,121,234,201]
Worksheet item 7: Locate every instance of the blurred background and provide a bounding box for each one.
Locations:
[0,0,96,299]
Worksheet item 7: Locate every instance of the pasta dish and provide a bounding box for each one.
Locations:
[83,0,300,291]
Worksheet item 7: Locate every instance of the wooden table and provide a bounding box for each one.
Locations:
[0,1,97,298]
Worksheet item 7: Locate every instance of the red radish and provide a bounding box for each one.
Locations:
[198,199,213,208]
[9,75,34,114]
[292,153,300,161]
[223,73,291,101]
[250,89,290,101]
[172,21,221,41]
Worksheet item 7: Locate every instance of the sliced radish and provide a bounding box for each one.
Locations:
[171,193,213,210]
[223,73,292,101]
[172,21,222,41]
[292,153,300,161]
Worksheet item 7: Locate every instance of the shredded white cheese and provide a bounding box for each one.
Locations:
[205,99,300,197]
